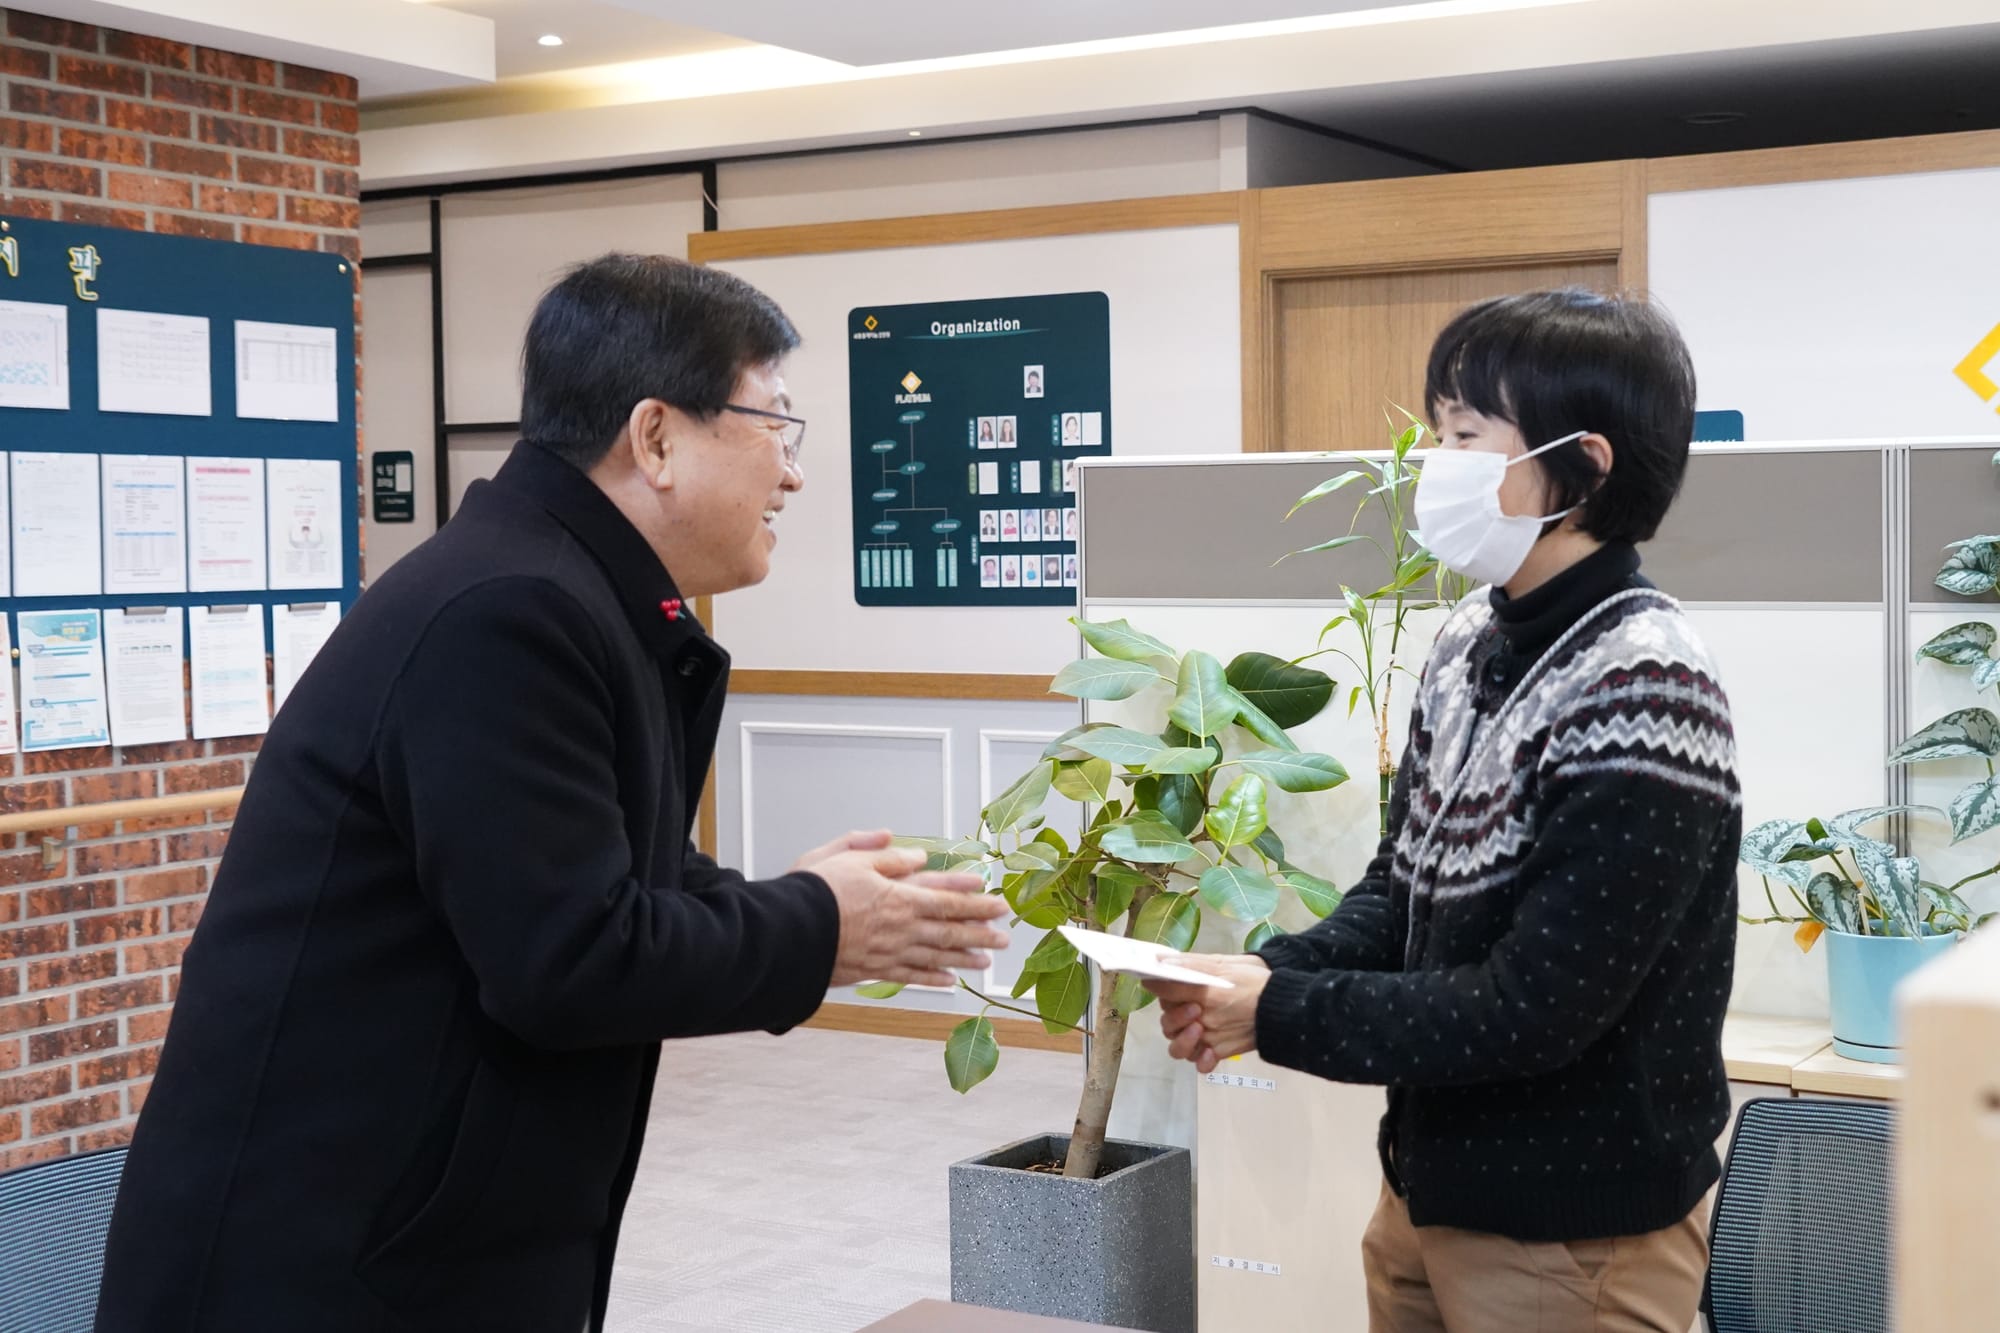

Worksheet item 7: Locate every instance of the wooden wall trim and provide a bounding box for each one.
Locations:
[805,1001,1084,1055]
[690,192,1245,263]
[1619,158,1649,294]
[1647,128,2000,195]
[729,670,1056,701]
[1238,192,1273,454]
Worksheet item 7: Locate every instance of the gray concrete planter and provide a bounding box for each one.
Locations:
[948,1132,1194,1333]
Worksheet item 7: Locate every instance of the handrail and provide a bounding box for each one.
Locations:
[0,786,247,838]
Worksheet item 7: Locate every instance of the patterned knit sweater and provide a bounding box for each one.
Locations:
[1255,544,1741,1242]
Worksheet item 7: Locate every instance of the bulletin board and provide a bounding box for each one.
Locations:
[846,291,1109,606]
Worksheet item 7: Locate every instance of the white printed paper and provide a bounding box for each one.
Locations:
[1058,925,1236,987]
[186,457,266,592]
[11,451,102,596]
[0,299,69,411]
[1020,460,1042,494]
[266,458,342,591]
[1082,412,1104,447]
[272,602,339,714]
[102,454,188,595]
[98,308,211,417]
[17,609,110,752]
[189,605,269,740]
[104,607,187,746]
[978,461,999,495]
[0,454,10,593]
[235,320,337,423]
[0,618,16,755]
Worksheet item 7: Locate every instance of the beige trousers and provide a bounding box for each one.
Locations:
[1362,1182,1709,1333]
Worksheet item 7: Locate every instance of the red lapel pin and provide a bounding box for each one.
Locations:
[660,598,683,622]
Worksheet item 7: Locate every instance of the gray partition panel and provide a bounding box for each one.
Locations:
[1910,445,2000,604]
[1085,449,1884,603]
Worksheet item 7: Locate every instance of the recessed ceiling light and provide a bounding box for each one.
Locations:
[538,34,564,47]
[1682,111,1746,127]
[908,130,923,137]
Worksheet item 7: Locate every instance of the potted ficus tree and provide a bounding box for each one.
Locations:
[1737,532,2000,1061]
[875,618,1347,1332]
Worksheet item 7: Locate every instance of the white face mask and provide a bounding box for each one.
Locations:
[1413,430,1589,587]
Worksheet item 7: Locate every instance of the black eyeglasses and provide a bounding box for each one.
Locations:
[721,404,806,467]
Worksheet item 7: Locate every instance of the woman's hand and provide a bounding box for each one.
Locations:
[1144,954,1272,1074]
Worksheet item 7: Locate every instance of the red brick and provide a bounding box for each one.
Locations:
[155,213,234,242]
[59,127,146,165]
[57,54,147,95]
[199,114,278,153]
[197,184,277,219]
[168,830,230,862]
[23,747,114,775]
[77,1047,159,1089]
[0,963,15,995]
[105,33,193,69]
[319,101,360,135]
[120,741,203,766]
[196,48,273,84]
[9,160,102,197]
[283,129,357,166]
[128,1081,152,1114]
[31,1092,122,1136]
[168,901,206,933]
[320,233,361,264]
[232,223,311,251]
[209,736,262,757]
[0,196,56,220]
[165,762,244,794]
[320,166,359,198]
[70,821,116,843]
[7,83,100,123]
[150,72,234,111]
[75,840,160,876]
[0,1110,18,1144]
[26,951,117,992]
[0,996,69,1035]
[27,1020,117,1065]
[105,99,189,138]
[75,909,162,947]
[77,977,164,1018]
[0,1041,16,1073]
[282,65,356,100]
[0,781,64,819]
[125,867,206,904]
[26,882,118,918]
[71,771,156,806]
[6,11,100,51]
[123,937,188,973]
[150,141,231,180]
[126,1011,172,1044]
[235,156,313,191]
[239,88,318,127]
[285,195,358,230]
[168,973,180,1000]
[107,171,192,208]
[0,1067,70,1109]
[77,1124,135,1151]
[0,43,52,79]
[0,924,70,961]
[0,119,54,154]
[0,1139,75,1172]
[60,202,147,230]
[0,852,67,888]
[0,894,17,925]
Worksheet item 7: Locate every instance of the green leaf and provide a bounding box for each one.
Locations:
[1281,869,1343,918]
[1067,727,1170,767]
[1916,621,1998,665]
[854,981,906,999]
[1921,882,1975,931]
[1044,722,1116,759]
[1251,828,1286,865]
[1888,709,2000,764]
[1052,758,1115,804]
[1155,773,1203,836]
[1003,866,1060,915]
[1827,806,1942,840]
[1169,651,1238,739]
[1976,657,2000,692]
[1050,658,1166,701]
[1948,775,2000,844]
[1225,687,1299,752]
[1205,774,1269,850]
[1285,533,1373,561]
[1073,617,1176,662]
[1235,749,1349,793]
[1100,815,1198,864]
[984,761,1055,833]
[1198,864,1281,921]
[1348,685,1364,718]
[1093,864,1148,926]
[1035,960,1090,1035]
[1286,469,1370,519]
[1224,653,1335,729]
[1807,872,1864,935]
[1936,541,2000,597]
[1011,967,1040,999]
[1145,747,1220,775]
[1129,891,1201,952]
[945,1017,999,1094]
[1112,974,1156,1016]
[1850,842,1924,938]
[1003,843,1060,872]
[1245,921,1282,951]
[1023,928,1078,974]
[1739,818,1812,880]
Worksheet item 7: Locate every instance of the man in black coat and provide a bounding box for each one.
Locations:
[94,255,1010,1332]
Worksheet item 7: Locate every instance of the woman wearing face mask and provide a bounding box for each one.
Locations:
[1147,289,1739,1333]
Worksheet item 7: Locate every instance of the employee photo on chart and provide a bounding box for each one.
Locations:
[1023,365,1043,398]
[999,415,1016,445]
[1062,412,1081,444]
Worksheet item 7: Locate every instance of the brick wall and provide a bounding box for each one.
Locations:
[0,7,362,1171]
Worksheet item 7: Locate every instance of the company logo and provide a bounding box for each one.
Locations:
[895,369,931,404]
[901,371,922,393]
[865,315,879,330]
[1955,321,2000,413]
[852,313,891,341]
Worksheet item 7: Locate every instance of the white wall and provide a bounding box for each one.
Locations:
[710,223,1241,673]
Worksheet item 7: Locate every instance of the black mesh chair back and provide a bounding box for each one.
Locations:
[0,1146,127,1333]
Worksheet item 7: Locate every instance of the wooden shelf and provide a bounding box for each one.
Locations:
[1791,1045,1903,1100]
[1722,1014,1832,1086]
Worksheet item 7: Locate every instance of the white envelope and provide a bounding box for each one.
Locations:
[1058,925,1235,988]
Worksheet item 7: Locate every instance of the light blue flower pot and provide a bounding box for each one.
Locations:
[1825,928,1961,1063]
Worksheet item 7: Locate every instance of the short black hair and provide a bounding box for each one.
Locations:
[519,254,800,468]
[1423,289,1696,544]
